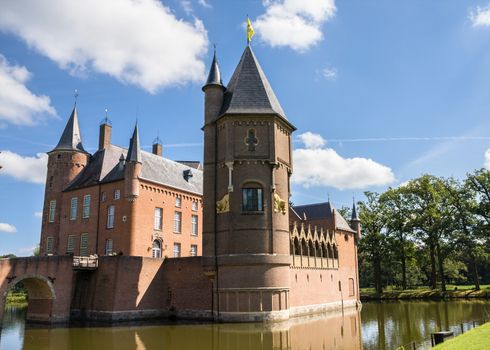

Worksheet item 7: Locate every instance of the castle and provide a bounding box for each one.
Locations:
[0,45,361,324]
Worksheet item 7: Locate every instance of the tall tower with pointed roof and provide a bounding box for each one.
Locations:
[202,46,296,321]
[40,106,90,255]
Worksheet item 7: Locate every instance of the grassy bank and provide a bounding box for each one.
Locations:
[432,322,490,350]
[361,285,490,301]
[5,292,27,307]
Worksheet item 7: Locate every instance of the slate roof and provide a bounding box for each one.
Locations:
[176,161,202,170]
[50,106,87,153]
[219,46,287,120]
[64,144,202,195]
[203,51,223,88]
[126,124,142,163]
[292,202,355,233]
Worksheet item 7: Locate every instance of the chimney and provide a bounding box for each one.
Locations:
[99,119,112,150]
[152,137,163,157]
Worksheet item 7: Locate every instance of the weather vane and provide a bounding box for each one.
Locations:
[74,89,79,106]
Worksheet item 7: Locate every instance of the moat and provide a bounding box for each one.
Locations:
[1,300,489,350]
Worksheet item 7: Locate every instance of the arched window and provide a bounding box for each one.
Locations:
[321,243,328,259]
[315,241,321,257]
[327,243,333,259]
[333,244,339,259]
[308,240,315,257]
[294,237,301,255]
[152,240,162,258]
[301,239,307,256]
[242,182,263,212]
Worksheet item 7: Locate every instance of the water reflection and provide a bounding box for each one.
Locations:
[361,300,490,350]
[1,308,361,350]
[2,300,490,350]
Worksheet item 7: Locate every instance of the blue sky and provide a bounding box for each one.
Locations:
[1,0,490,256]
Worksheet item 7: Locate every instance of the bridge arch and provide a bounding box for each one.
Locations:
[2,275,56,323]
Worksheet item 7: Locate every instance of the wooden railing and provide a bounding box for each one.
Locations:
[72,255,98,270]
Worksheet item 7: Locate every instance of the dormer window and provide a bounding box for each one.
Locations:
[183,169,193,182]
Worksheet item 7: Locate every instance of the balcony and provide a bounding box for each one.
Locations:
[72,255,98,270]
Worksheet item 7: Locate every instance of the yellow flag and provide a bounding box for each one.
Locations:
[247,17,255,44]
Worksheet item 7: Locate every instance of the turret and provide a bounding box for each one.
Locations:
[124,123,142,201]
[350,199,361,242]
[202,48,225,124]
[41,105,90,255]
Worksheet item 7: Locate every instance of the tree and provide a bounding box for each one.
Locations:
[358,192,389,294]
[380,186,414,290]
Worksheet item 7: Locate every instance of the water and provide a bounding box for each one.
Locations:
[1,300,489,350]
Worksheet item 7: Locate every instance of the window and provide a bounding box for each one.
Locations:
[154,207,163,230]
[101,192,107,202]
[152,240,162,258]
[105,239,113,256]
[70,197,78,220]
[242,188,263,212]
[80,233,89,256]
[191,215,198,236]
[192,201,198,211]
[82,195,91,218]
[67,235,75,254]
[348,278,355,297]
[107,205,115,228]
[173,211,182,233]
[173,243,181,257]
[114,189,120,200]
[190,245,197,257]
[48,200,56,222]
[46,236,54,254]
[175,196,182,207]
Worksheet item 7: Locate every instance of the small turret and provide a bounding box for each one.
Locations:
[124,123,142,201]
[202,48,225,125]
[350,199,361,242]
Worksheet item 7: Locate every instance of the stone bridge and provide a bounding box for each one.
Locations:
[0,256,74,324]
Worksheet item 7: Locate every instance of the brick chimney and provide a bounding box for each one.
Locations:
[99,119,112,150]
[152,137,163,156]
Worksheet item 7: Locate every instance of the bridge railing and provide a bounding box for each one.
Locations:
[72,255,98,270]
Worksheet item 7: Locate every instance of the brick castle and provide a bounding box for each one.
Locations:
[0,45,361,324]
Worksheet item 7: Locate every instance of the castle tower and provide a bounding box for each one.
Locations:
[202,46,296,321]
[40,106,90,255]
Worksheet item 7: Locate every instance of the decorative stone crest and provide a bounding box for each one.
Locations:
[244,129,258,151]
[216,193,230,214]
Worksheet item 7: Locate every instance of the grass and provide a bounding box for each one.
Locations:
[361,285,490,301]
[432,322,490,350]
[5,291,27,307]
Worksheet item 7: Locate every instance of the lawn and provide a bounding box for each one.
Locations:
[432,322,490,350]
[360,285,490,300]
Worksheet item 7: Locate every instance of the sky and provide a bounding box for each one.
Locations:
[1,0,490,256]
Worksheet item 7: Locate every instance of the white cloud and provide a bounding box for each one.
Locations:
[180,0,194,15]
[254,0,336,51]
[34,212,43,218]
[18,246,37,254]
[297,131,326,149]
[0,0,208,93]
[0,55,56,126]
[470,5,490,27]
[198,0,212,8]
[320,67,337,80]
[292,132,395,189]
[0,223,17,233]
[484,149,490,169]
[0,151,48,184]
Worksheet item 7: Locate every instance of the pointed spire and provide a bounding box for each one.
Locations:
[220,46,288,120]
[351,198,359,221]
[126,123,142,163]
[203,45,223,90]
[51,106,86,153]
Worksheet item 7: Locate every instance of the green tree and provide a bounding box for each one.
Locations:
[358,192,388,294]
